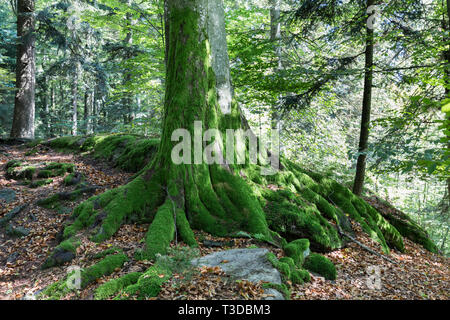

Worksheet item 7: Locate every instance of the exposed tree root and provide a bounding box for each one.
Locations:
[44,134,413,272]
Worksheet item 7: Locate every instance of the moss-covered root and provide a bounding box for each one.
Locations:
[303,253,337,280]
[285,161,404,254]
[142,199,197,260]
[266,252,310,287]
[40,254,128,300]
[94,272,142,300]
[283,239,310,267]
[62,174,165,242]
[116,265,171,300]
[41,237,80,269]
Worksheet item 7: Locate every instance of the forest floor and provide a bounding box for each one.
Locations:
[0,142,449,300]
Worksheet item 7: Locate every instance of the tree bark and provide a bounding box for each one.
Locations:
[353,0,375,196]
[122,0,134,125]
[10,0,35,139]
[71,60,80,136]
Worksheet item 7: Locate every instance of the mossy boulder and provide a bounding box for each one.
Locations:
[283,239,310,267]
[6,165,36,180]
[117,264,170,300]
[303,253,337,280]
[29,179,53,188]
[41,237,80,269]
[266,252,310,286]
[6,225,30,238]
[365,196,438,253]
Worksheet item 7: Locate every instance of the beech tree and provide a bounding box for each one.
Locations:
[10,0,36,139]
[48,0,409,267]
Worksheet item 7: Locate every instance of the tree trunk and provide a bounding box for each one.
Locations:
[50,81,55,137]
[62,0,271,260]
[10,0,35,139]
[59,79,64,136]
[445,0,450,202]
[122,0,134,125]
[270,0,282,70]
[353,0,375,196]
[71,60,80,136]
[85,90,94,135]
[270,0,283,147]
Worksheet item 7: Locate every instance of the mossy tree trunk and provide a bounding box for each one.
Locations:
[64,0,271,260]
[55,0,413,266]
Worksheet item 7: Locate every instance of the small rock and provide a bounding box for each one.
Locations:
[42,248,76,269]
[192,248,284,300]
[0,188,16,203]
[7,252,19,264]
[6,225,30,238]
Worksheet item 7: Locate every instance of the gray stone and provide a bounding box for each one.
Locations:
[192,248,284,300]
[0,188,16,203]
[6,225,30,238]
[41,247,75,269]
[7,252,19,264]
[264,288,285,300]
[0,204,28,227]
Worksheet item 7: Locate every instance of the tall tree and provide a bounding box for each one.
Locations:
[353,0,375,196]
[10,0,35,139]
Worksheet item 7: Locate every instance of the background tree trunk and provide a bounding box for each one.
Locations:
[353,0,375,196]
[71,60,80,136]
[10,0,36,139]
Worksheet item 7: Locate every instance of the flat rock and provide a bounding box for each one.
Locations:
[0,188,16,204]
[192,248,284,300]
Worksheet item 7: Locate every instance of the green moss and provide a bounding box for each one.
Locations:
[63,172,84,186]
[29,179,53,188]
[40,253,128,299]
[80,253,128,288]
[25,148,39,156]
[41,237,80,269]
[371,199,438,253]
[92,247,124,259]
[263,189,342,251]
[40,278,71,300]
[5,160,22,170]
[267,252,310,286]
[26,139,43,148]
[285,162,402,254]
[37,170,52,178]
[261,282,291,300]
[94,272,142,300]
[175,209,198,247]
[303,253,336,280]
[49,136,82,151]
[143,200,176,260]
[6,165,36,180]
[283,239,310,267]
[119,264,171,299]
[59,237,80,253]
